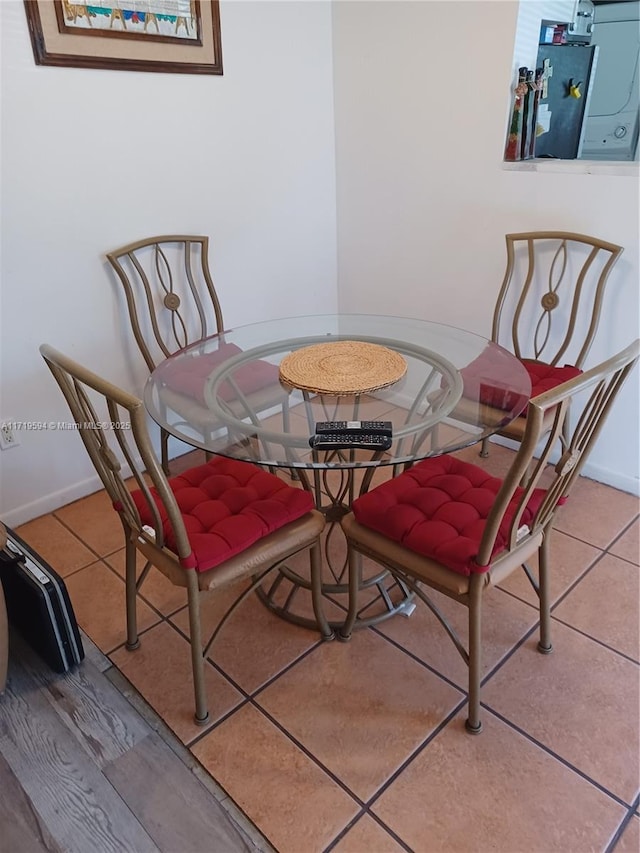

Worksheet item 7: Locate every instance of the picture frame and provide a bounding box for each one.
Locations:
[23,0,223,75]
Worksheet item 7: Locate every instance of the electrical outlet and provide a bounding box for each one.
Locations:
[0,420,20,450]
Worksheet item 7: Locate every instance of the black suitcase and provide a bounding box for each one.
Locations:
[0,526,84,673]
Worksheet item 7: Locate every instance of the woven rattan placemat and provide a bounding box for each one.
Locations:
[279,340,407,395]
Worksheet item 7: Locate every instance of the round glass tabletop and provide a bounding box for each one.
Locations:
[144,314,531,470]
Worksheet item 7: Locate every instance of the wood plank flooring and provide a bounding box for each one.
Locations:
[0,630,272,853]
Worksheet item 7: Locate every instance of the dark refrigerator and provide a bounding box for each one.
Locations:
[534,43,598,158]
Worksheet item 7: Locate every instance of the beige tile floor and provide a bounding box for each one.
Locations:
[15,445,640,853]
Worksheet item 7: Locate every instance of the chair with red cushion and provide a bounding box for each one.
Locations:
[340,341,639,733]
[106,235,285,473]
[40,345,331,725]
[474,231,623,457]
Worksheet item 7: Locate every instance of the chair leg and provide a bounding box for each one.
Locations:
[124,535,140,651]
[339,545,362,641]
[537,530,553,654]
[161,427,171,476]
[282,398,298,481]
[185,570,210,726]
[310,541,334,641]
[465,573,483,734]
[479,437,490,458]
[561,402,571,448]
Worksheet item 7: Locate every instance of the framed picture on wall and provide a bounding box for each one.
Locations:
[23,0,223,75]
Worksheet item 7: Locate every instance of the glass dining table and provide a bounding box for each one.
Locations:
[144,314,531,632]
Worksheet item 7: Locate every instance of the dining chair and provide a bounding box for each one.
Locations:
[106,234,284,474]
[340,340,639,734]
[40,345,331,725]
[466,231,624,458]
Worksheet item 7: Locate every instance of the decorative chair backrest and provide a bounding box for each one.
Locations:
[492,231,623,370]
[107,235,224,371]
[40,344,192,561]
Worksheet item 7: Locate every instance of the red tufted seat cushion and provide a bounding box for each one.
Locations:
[521,359,582,399]
[459,348,581,414]
[352,456,547,576]
[131,456,313,572]
[160,343,280,406]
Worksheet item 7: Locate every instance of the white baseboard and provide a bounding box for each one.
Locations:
[2,455,142,529]
[579,460,640,497]
[2,473,108,528]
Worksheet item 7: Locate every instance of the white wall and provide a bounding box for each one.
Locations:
[332,0,640,494]
[0,0,338,525]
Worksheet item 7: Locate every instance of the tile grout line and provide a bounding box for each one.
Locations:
[369,623,472,695]
[244,687,474,837]
[548,615,640,666]
[323,807,413,853]
[485,705,636,811]
[604,794,640,853]
[554,509,640,561]
[361,701,471,814]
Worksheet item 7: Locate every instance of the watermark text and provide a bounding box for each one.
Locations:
[2,421,131,431]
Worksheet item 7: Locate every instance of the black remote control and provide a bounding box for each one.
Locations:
[309,432,393,452]
[314,420,393,437]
